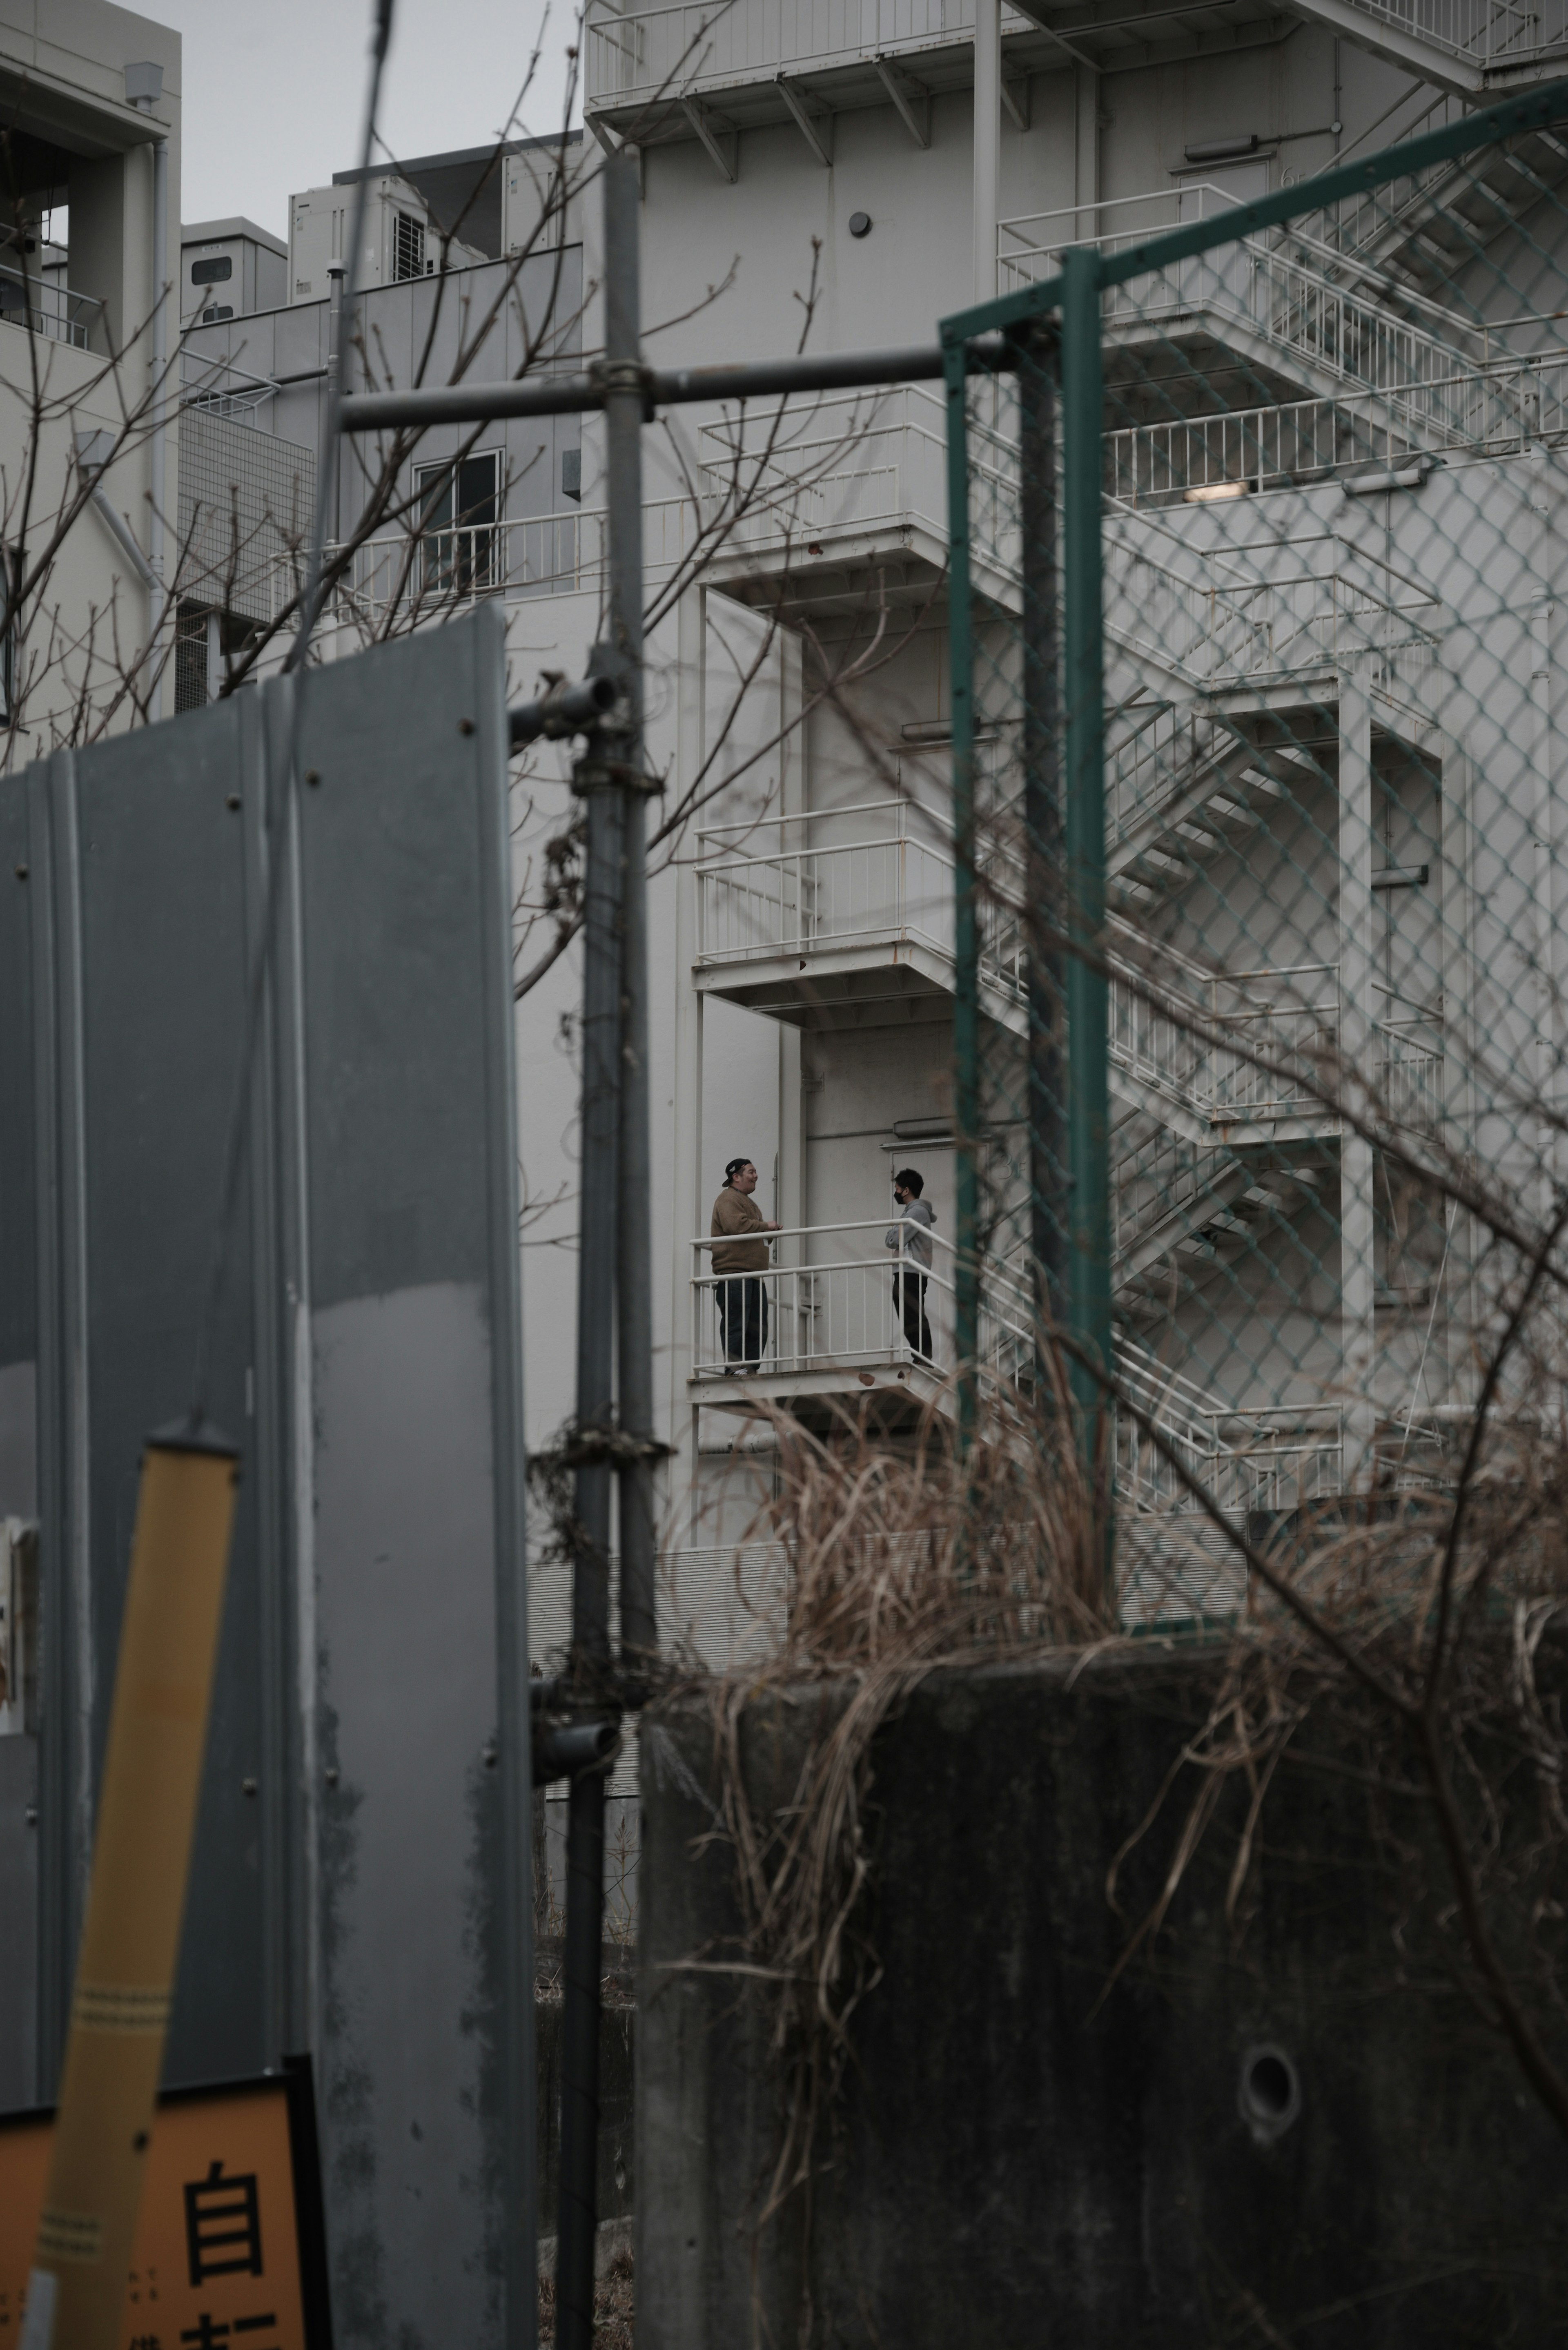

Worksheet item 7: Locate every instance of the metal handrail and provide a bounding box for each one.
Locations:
[0,259,103,350]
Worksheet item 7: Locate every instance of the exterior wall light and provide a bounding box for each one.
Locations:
[1184,480,1250,503]
[849,211,872,237]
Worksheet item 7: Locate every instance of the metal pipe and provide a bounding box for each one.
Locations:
[509,674,617,746]
[606,147,657,1677]
[535,1720,621,1781]
[326,265,345,560]
[1060,247,1113,1587]
[943,336,980,1446]
[556,716,623,2350]
[1018,329,1069,1361]
[338,334,1012,431]
[86,481,156,591]
[973,0,1000,305]
[148,137,168,716]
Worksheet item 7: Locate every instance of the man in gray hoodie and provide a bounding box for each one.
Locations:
[885,1167,935,1363]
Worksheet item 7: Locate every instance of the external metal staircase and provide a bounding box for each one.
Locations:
[1278,0,1568,94]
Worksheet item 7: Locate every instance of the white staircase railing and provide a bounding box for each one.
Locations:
[1116,1337,1345,1517]
[1000,182,1488,393]
[1298,0,1567,73]
[688,1220,1348,1509]
[1104,517,1443,694]
[1109,931,1342,1130]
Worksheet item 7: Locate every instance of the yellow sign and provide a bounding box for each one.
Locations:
[0,2067,331,2350]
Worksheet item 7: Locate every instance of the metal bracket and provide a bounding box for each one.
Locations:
[776,72,833,167]
[682,94,739,183]
[554,1425,673,1467]
[569,754,665,799]
[874,54,931,149]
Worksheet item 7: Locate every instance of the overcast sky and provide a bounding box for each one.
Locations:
[153,0,579,237]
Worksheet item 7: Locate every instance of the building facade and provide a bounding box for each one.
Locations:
[177,2,1568,1663]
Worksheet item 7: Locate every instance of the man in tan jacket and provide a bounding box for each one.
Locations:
[710,1157,779,1371]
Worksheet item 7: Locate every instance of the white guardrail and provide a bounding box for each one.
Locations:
[688,1221,1348,1516]
[586,0,1034,105]
[696,797,1024,1002]
[279,500,702,622]
[690,1217,1028,1384]
[0,261,102,351]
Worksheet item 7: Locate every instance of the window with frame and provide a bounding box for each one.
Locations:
[414,452,500,599]
[394,211,426,283]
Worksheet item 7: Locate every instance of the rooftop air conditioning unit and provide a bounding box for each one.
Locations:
[287,178,484,304]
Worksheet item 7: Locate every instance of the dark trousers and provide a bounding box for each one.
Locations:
[718,1275,769,1370]
[893,1267,933,1362]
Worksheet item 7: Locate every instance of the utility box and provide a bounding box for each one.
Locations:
[289,176,483,303]
[180,217,287,326]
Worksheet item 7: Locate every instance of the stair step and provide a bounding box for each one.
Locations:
[1206,793,1260,827]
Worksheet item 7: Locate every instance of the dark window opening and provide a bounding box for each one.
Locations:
[561,447,581,504]
[415,452,501,598]
[190,254,232,286]
[201,304,234,324]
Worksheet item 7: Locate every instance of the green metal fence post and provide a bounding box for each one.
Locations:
[945,333,980,1450]
[1060,245,1114,1579]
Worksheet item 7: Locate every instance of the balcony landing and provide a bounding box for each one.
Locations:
[697,935,953,1028]
[693,1354,955,1434]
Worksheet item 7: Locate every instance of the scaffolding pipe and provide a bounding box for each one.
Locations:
[338,335,1011,431]
[605,146,658,1678]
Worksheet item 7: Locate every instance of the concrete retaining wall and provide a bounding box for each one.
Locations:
[636,1653,1568,2348]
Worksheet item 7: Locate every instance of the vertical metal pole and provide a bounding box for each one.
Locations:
[606,148,656,1672]
[1018,328,1068,1363]
[558,145,650,2350]
[972,0,1000,306]
[945,335,980,1445]
[148,137,168,720]
[558,753,620,2346]
[1337,671,1377,1485]
[1060,247,1114,1579]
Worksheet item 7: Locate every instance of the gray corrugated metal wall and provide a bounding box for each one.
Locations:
[0,606,532,2349]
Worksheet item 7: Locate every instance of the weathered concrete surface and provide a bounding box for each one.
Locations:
[637,1655,1568,2348]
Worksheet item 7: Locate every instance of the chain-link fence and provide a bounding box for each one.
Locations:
[943,82,1568,1620]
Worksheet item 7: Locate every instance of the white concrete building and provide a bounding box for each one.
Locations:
[180,0,1568,1659]
[0,0,183,756]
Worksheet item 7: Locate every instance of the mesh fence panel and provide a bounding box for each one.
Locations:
[946,87,1568,1623]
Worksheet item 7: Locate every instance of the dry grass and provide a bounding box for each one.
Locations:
[666,1360,1568,2339]
[687,1376,1110,2310]
[538,2246,634,2347]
